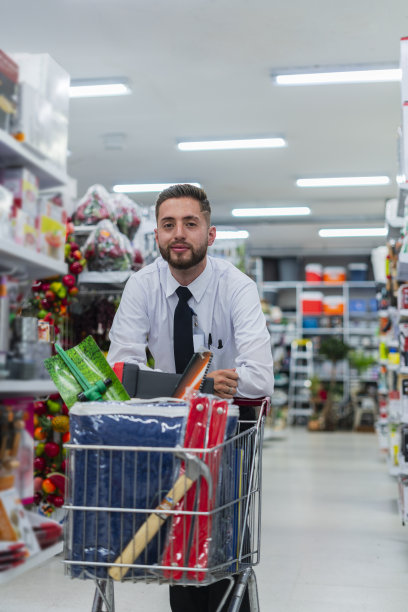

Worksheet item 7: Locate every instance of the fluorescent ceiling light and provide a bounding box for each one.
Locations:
[215,230,249,240]
[113,182,201,193]
[319,227,387,237]
[70,78,131,98]
[297,176,390,187]
[273,67,401,86]
[232,206,310,217]
[178,137,286,151]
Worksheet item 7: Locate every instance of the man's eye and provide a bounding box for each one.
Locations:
[186,222,197,227]
[163,223,173,229]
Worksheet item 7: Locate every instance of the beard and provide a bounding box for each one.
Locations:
[159,241,207,270]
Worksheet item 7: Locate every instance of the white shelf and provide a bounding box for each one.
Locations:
[0,128,68,189]
[0,379,57,396]
[72,224,96,233]
[79,270,131,284]
[0,239,67,278]
[0,541,63,585]
[301,328,344,334]
[261,281,377,290]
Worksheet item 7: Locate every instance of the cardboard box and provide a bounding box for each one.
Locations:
[0,50,18,131]
[37,198,67,260]
[1,166,39,213]
[10,53,69,118]
[10,53,69,169]
[0,185,13,240]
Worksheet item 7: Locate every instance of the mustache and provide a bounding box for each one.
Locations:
[170,241,191,247]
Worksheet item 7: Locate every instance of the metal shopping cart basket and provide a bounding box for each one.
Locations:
[63,396,269,612]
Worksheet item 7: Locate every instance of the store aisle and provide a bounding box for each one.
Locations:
[1,428,408,612]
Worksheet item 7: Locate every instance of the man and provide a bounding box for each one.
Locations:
[107,183,274,610]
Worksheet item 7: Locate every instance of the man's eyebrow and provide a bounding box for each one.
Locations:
[160,215,200,222]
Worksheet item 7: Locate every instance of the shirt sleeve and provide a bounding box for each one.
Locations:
[107,275,151,368]
[231,280,274,399]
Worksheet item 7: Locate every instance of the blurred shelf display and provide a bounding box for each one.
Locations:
[0,128,68,190]
[0,239,67,278]
[0,380,57,396]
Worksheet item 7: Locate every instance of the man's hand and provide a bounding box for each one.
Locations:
[206,369,239,399]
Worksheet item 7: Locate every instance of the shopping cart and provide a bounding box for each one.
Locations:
[63,396,269,612]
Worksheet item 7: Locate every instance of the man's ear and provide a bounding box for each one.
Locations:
[154,228,158,244]
[208,225,216,246]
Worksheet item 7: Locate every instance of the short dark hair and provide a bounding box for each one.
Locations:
[155,184,211,224]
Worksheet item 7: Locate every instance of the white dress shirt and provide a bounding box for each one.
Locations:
[107,255,274,399]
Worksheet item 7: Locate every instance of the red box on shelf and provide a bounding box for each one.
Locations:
[301,291,323,315]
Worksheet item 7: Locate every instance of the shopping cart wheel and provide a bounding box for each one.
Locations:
[227,568,260,612]
[92,578,115,612]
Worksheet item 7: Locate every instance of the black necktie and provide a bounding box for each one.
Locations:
[174,286,194,374]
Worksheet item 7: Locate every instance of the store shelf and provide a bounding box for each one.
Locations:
[301,328,344,334]
[261,279,379,406]
[0,541,63,585]
[261,281,377,291]
[0,379,57,396]
[79,270,132,284]
[0,239,67,278]
[0,128,68,189]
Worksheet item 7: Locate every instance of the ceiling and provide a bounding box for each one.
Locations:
[3,0,408,257]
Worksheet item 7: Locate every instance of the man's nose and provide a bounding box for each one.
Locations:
[174,222,186,238]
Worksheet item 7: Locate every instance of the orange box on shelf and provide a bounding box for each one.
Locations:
[323,266,346,284]
[323,295,344,316]
[301,291,323,314]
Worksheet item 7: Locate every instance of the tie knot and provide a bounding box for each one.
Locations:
[176,286,192,302]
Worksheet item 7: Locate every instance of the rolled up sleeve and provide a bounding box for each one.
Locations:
[232,282,274,399]
[107,276,150,368]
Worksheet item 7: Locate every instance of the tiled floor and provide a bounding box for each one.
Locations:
[1,428,408,611]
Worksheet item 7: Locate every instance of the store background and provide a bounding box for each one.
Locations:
[3,0,407,257]
[3,3,408,611]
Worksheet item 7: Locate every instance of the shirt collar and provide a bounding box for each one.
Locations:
[165,257,213,302]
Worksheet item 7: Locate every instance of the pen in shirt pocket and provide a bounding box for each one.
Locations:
[208,333,223,349]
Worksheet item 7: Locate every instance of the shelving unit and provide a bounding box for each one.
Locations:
[0,105,71,582]
[0,239,67,278]
[0,542,63,585]
[0,128,68,190]
[260,280,378,404]
[0,380,57,396]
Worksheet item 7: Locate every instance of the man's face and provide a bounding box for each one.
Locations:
[155,197,216,270]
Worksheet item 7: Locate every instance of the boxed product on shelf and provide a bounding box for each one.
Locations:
[348,263,368,281]
[349,298,367,314]
[323,295,344,316]
[11,208,37,250]
[0,50,18,131]
[301,291,323,315]
[305,263,323,282]
[10,53,69,118]
[0,488,40,557]
[37,197,67,261]
[323,266,346,283]
[1,167,39,213]
[0,185,13,241]
[303,316,319,329]
[10,53,69,170]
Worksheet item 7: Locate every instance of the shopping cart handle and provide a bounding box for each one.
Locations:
[233,396,271,416]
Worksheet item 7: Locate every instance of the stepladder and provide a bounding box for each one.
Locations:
[287,339,314,425]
